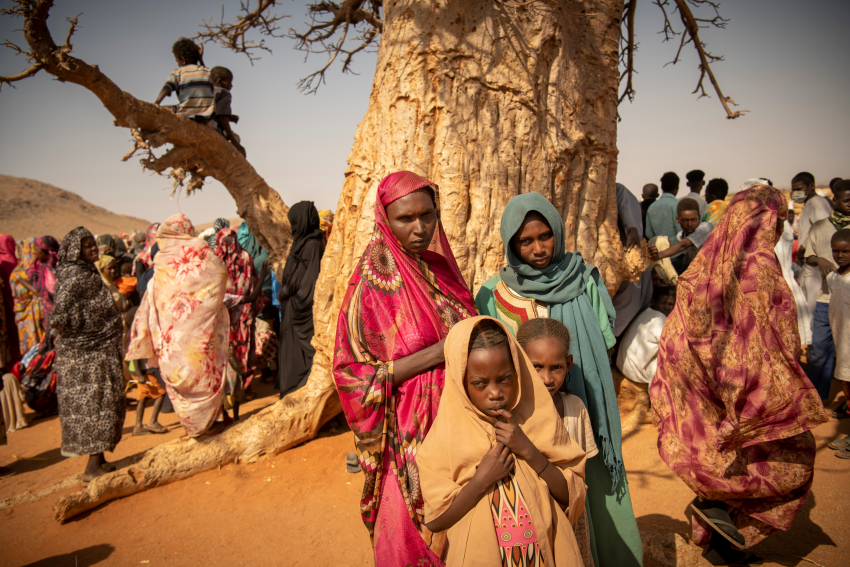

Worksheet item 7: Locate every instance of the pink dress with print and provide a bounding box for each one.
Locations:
[490,472,545,567]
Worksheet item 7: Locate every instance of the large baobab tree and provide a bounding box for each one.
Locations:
[1,0,741,521]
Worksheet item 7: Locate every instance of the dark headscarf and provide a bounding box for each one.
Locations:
[280,202,324,287]
[136,243,159,299]
[51,227,122,347]
[96,234,116,256]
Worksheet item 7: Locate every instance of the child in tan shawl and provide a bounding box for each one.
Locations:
[417,316,587,567]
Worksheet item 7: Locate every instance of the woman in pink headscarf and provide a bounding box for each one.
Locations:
[27,235,59,331]
[126,214,230,437]
[0,235,21,369]
[650,185,829,565]
[333,171,477,566]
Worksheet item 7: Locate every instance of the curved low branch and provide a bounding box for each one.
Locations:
[0,61,42,89]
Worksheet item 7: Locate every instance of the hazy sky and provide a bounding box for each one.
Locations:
[1,0,847,227]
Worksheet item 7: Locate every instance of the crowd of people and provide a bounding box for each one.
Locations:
[0,203,334,482]
[332,170,847,567]
[0,36,845,567]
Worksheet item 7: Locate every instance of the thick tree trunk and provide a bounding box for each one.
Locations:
[31,0,626,520]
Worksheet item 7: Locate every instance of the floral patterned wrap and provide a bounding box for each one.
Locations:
[332,171,477,549]
[215,228,267,384]
[11,239,45,354]
[650,185,829,547]
[126,214,229,437]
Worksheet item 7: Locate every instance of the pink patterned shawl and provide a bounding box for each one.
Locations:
[126,214,229,437]
[333,171,477,556]
[650,185,829,547]
[133,223,159,276]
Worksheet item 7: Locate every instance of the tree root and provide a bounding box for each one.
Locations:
[53,366,340,523]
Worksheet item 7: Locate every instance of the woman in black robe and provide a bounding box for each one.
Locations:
[277,202,325,397]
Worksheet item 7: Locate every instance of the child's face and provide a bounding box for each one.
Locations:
[216,77,233,91]
[834,190,850,216]
[523,336,572,398]
[465,346,517,419]
[832,240,850,269]
[651,293,676,317]
[675,210,700,234]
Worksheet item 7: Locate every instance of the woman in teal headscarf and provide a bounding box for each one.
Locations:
[475,192,643,567]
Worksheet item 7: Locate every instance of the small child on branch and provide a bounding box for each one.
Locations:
[155,38,214,124]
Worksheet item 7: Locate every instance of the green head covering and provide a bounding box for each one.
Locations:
[498,192,623,488]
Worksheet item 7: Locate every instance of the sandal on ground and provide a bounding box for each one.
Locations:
[144,423,168,434]
[831,401,849,419]
[690,499,746,550]
[132,428,151,437]
[346,452,361,474]
[836,448,850,459]
[827,436,850,450]
[702,532,763,566]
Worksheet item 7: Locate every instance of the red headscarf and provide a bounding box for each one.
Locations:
[0,235,18,282]
[333,171,476,545]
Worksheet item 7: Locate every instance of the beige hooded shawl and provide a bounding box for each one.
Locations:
[417,316,587,567]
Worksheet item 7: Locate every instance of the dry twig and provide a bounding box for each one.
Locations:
[194,0,289,64]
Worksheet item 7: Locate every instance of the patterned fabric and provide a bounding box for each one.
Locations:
[20,334,57,415]
[163,64,215,118]
[126,214,229,437]
[830,209,850,230]
[0,235,20,368]
[319,209,334,241]
[52,227,125,455]
[332,171,476,554]
[703,199,728,226]
[206,218,230,251]
[10,239,45,354]
[27,236,59,331]
[650,185,829,547]
[215,228,266,386]
[491,472,545,567]
[133,224,159,276]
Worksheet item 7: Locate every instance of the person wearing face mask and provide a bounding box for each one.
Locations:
[333,171,477,566]
[793,172,833,319]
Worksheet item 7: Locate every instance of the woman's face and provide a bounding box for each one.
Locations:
[464,346,517,419]
[385,190,438,255]
[34,247,49,261]
[80,236,99,264]
[510,212,554,269]
[523,336,572,398]
[102,260,119,281]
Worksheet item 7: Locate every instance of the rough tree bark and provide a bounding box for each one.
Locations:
[5,0,628,521]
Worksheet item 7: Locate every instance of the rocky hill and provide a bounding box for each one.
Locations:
[0,174,150,240]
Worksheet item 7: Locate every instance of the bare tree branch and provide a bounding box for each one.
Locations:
[653,0,746,119]
[194,0,289,64]
[0,61,42,89]
[618,0,637,104]
[289,0,383,94]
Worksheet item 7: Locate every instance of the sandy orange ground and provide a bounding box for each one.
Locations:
[0,381,847,567]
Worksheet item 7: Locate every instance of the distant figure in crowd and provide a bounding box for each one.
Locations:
[133,223,159,277]
[52,228,126,483]
[127,214,230,437]
[613,183,652,337]
[318,209,334,242]
[794,172,833,317]
[95,234,116,257]
[0,235,21,369]
[640,183,659,232]
[333,171,476,565]
[617,286,675,387]
[803,179,850,400]
[209,66,246,156]
[702,178,729,226]
[827,228,850,455]
[476,193,644,566]
[96,255,133,329]
[418,317,587,567]
[645,171,681,241]
[155,38,214,123]
[215,228,269,417]
[517,317,599,567]
[681,169,708,219]
[651,185,828,566]
[277,201,325,397]
[206,218,230,251]
[649,198,714,275]
[10,239,45,354]
[775,193,813,347]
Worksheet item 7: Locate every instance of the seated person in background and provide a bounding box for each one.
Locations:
[703,178,729,226]
[209,66,246,157]
[616,286,675,387]
[681,169,708,219]
[154,38,214,123]
[649,198,714,275]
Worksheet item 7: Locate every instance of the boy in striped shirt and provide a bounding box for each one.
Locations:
[155,38,214,123]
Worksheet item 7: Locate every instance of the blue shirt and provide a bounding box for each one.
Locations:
[645,193,681,241]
